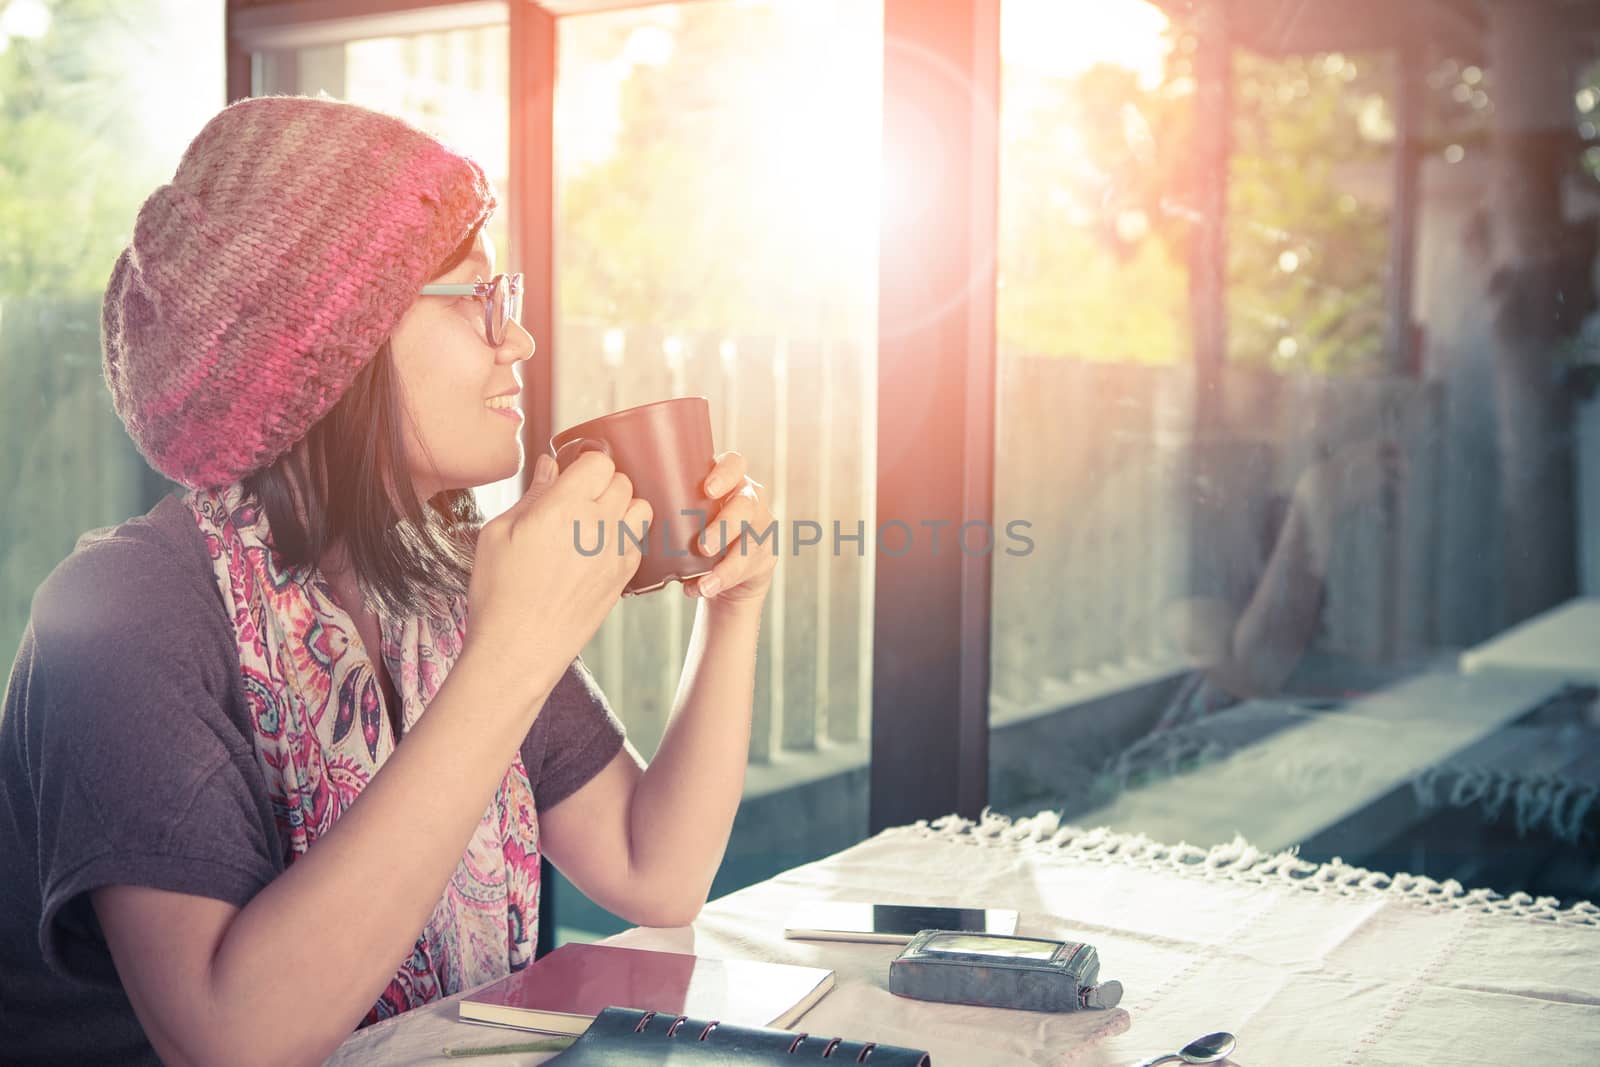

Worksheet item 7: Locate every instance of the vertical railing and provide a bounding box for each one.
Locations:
[990,356,1440,718]
[733,334,785,763]
[0,299,151,672]
[552,319,1442,755]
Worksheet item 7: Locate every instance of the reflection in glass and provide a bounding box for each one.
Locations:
[989,0,1600,911]
[0,0,223,675]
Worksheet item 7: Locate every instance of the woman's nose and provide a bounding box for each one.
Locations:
[498,318,535,364]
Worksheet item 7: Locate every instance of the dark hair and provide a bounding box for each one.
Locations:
[242,224,486,617]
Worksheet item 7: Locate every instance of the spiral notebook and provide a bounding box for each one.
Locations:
[545,1005,933,1065]
[458,942,835,1036]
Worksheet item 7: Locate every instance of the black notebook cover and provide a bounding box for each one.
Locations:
[545,1005,933,1065]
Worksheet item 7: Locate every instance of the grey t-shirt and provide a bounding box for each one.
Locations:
[0,495,626,1065]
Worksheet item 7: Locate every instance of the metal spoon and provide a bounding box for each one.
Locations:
[1129,1031,1237,1067]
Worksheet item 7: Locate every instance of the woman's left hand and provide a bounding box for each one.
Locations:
[685,450,777,605]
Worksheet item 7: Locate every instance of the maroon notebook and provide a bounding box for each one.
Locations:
[457,942,836,1036]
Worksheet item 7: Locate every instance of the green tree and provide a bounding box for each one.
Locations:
[1,0,190,676]
[559,4,1460,380]
[998,60,1193,363]
[1225,50,1395,374]
[0,0,174,297]
[998,21,1406,377]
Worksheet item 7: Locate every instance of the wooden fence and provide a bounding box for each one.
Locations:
[555,320,876,762]
[0,298,1453,767]
[994,356,1446,715]
[557,318,1449,763]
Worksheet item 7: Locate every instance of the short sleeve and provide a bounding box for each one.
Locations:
[20,522,281,984]
[522,657,628,811]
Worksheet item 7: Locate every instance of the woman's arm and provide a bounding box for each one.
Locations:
[1215,437,1398,697]
[539,595,762,926]
[94,452,647,1067]
[94,647,559,1067]
[1212,498,1327,697]
[540,451,775,926]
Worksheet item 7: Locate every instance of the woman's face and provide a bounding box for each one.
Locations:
[388,229,535,498]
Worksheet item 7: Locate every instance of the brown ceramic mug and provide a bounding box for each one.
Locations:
[550,396,722,595]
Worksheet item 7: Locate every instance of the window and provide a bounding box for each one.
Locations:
[991,0,1194,744]
[228,0,885,944]
[553,0,881,921]
[988,0,1600,909]
[0,0,223,673]
[13,0,1597,938]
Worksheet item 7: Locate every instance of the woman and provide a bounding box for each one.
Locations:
[0,95,777,1066]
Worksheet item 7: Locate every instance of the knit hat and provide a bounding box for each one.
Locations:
[102,95,496,489]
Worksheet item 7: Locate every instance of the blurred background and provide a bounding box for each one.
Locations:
[5,0,1600,943]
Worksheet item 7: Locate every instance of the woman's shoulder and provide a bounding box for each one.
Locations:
[30,494,227,652]
[20,495,250,757]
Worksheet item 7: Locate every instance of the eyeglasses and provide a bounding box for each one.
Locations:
[419,272,524,347]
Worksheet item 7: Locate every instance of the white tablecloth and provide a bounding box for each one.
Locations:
[328,811,1600,1066]
[1459,596,1600,680]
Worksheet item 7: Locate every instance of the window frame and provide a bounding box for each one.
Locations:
[229,0,1383,867]
[227,0,1005,837]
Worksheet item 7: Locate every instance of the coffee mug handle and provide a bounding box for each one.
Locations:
[552,436,613,470]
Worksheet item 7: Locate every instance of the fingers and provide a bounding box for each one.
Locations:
[618,497,654,578]
[595,469,635,518]
[506,453,560,520]
[503,451,615,535]
[594,467,652,563]
[556,449,619,501]
[704,451,748,499]
[621,496,653,543]
[695,481,759,556]
[684,479,776,599]
[684,544,764,599]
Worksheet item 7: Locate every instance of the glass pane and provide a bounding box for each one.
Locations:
[1227,50,1395,373]
[991,0,1600,911]
[554,0,881,938]
[254,25,518,518]
[991,0,1193,724]
[1,0,223,674]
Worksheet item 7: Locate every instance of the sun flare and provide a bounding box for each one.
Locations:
[1002,0,1171,88]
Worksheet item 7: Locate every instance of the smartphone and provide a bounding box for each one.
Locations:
[783,902,1020,944]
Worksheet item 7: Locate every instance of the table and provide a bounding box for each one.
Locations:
[1459,596,1600,680]
[328,811,1600,1066]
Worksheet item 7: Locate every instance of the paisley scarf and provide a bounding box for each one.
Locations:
[187,484,541,1024]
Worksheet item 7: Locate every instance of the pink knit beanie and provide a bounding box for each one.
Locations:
[102,95,496,489]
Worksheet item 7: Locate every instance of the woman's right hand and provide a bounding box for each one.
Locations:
[465,450,651,698]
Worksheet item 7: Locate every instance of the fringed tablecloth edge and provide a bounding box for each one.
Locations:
[884,808,1600,926]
